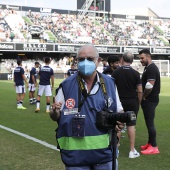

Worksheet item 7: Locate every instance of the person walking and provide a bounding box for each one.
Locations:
[112,52,142,158]
[28,61,40,104]
[139,49,160,155]
[35,57,54,113]
[50,44,124,170]
[14,59,28,109]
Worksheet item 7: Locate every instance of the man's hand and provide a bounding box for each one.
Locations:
[50,96,62,121]
[115,121,125,132]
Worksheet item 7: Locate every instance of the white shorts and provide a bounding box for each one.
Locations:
[28,83,36,92]
[37,85,52,96]
[16,85,26,94]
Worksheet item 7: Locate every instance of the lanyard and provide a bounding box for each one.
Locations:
[77,72,108,112]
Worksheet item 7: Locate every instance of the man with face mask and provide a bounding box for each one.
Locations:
[139,49,160,155]
[50,44,124,170]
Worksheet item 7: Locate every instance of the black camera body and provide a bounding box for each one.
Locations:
[96,108,136,130]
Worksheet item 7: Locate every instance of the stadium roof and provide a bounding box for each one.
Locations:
[110,7,159,18]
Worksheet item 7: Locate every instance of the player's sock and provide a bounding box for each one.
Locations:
[20,100,23,106]
[46,103,50,111]
[36,100,40,109]
[33,98,36,103]
[30,98,33,104]
[17,102,21,107]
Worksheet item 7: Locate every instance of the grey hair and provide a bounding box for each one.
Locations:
[122,51,134,63]
[77,44,99,58]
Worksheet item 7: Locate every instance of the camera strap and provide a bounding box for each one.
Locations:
[77,72,108,112]
[98,72,109,107]
[77,73,96,112]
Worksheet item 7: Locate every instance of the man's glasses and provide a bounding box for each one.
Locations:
[77,57,97,62]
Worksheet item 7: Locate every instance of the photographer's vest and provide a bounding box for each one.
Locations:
[57,72,117,166]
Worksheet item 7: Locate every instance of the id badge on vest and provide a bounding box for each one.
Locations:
[72,114,86,138]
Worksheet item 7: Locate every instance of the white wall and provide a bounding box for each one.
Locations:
[110,0,170,18]
[1,0,77,10]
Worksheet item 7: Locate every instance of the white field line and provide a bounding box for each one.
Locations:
[0,125,60,151]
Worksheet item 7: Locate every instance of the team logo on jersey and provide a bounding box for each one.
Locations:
[66,98,75,109]
[105,97,113,108]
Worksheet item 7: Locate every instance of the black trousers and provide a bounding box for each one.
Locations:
[141,99,158,147]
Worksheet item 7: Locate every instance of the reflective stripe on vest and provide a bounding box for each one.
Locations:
[58,134,109,150]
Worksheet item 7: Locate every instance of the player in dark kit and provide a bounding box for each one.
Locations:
[35,57,54,113]
[66,64,78,77]
[28,61,40,104]
[14,59,28,109]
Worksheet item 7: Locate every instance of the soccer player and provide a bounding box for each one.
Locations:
[102,58,109,71]
[14,59,28,109]
[28,61,40,104]
[66,64,78,77]
[35,57,54,113]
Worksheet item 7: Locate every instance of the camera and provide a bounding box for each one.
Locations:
[96,108,136,130]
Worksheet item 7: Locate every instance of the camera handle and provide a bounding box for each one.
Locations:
[109,129,117,170]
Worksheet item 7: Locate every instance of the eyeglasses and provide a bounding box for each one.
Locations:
[77,57,97,62]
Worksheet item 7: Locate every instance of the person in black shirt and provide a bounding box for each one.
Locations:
[66,64,78,77]
[112,52,142,158]
[139,49,160,155]
[28,61,40,104]
[102,55,120,76]
[103,55,124,162]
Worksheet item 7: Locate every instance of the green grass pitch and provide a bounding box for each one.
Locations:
[0,78,170,170]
